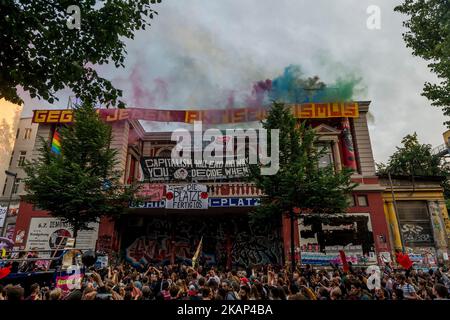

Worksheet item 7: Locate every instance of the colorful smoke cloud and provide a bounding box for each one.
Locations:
[242,64,363,107]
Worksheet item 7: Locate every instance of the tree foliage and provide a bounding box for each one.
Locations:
[0,0,161,107]
[249,102,357,225]
[377,133,445,176]
[23,104,137,237]
[395,0,450,125]
[377,132,450,198]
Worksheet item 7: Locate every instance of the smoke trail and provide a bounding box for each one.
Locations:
[244,64,363,106]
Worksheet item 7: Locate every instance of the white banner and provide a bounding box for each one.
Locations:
[0,206,7,227]
[25,217,99,257]
[165,184,208,209]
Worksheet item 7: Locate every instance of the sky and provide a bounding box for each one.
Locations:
[20,0,448,163]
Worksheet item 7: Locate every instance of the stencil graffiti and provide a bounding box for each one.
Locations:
[123,216,282,267]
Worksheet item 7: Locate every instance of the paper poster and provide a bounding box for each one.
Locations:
[0,206,7,227]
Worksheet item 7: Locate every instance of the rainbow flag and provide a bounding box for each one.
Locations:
[51,129,61,155]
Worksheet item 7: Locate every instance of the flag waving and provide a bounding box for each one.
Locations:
[51,128,61,155]
[192,237,203,268]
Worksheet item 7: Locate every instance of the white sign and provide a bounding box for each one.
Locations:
[0,206,7,227]
[165,184,208,209]
[26,217,99,257]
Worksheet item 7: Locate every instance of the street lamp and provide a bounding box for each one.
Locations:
[1,170,17,237]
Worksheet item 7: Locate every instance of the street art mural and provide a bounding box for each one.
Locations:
[122,216,282,268]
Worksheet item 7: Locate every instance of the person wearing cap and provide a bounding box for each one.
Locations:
[240,277,250,287]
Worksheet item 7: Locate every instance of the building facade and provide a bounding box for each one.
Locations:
[0,99,23,238]
[380,175,450,266]
[12,102,393,267]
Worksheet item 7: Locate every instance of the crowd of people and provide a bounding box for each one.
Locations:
[1,259,449,300]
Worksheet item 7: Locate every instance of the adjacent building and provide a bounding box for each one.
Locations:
[0,117,38,240]
[380,175,450,266]
[0,99,23,238]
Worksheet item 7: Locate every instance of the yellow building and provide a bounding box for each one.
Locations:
[380,175,450,266]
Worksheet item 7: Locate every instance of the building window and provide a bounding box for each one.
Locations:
[317,142,334,168]
[347,195,356,207]
[12,178,21,195]
[397,201,434,246]
[24,128,32,139]
[2,178,8,196]
[17,151,26,167]
[16,128,20,139]
[9,151,14,166]
[357,195,368,207]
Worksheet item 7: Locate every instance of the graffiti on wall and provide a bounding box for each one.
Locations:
[123,217,282,267]
[401,224,432,243]
[428,201,447,248]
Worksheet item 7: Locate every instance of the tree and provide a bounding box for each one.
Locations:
[249,102,357,270]
[0,0,161,108]
[377,132,450,198]
[394,1,450,126]
[23,103,137,241]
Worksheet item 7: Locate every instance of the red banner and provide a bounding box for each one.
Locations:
[137,184,165,201]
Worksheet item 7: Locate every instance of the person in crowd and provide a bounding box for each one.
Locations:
[0,284,5,300]
[25,283,41,300]
[433,284,449,300]
[397,274,418,300]
[5,285,24,300]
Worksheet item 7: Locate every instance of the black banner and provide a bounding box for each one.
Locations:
[141,157,249,182]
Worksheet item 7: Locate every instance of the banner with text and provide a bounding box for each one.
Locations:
[32,103,359,124]
[165,184,209,209]
[142,157,249,182]
[26,218,99,257]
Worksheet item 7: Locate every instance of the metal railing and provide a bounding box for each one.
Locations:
[432,143,449,156]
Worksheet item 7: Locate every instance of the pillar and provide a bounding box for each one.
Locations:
[386,201,402,251]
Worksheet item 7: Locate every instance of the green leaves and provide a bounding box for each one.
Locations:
[377,131,450,199]
[0,0,161,108]
[249,102,357,225]
[23,103,138,234]
[377,132,445,177]
[394,0,450,126]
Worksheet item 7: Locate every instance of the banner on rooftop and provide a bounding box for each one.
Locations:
[32,102,359,125]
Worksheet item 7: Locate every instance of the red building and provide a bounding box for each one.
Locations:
[13,102,391,267]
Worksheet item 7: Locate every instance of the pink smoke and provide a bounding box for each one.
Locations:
[245,79,272,108]
[129,65,169,107]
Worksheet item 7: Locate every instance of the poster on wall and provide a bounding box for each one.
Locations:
[0,206,7,227]
[25,218,99,256]
[165,184,208,209]
[137,184,165,201]
[5,224,15,241]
